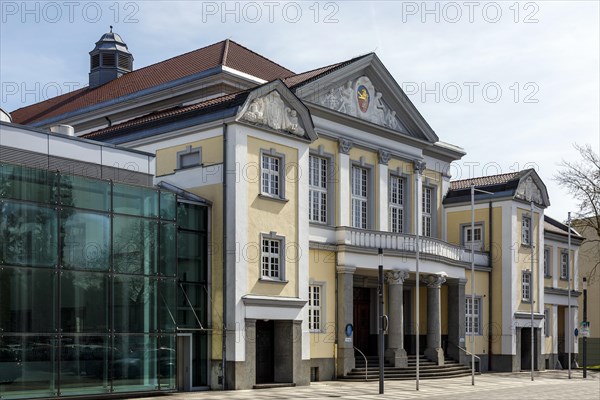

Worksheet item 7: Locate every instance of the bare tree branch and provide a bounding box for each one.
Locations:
[555,143,600,284]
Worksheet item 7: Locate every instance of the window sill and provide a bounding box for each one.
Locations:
[559,276,568,281]
[309,221,331,227]
[175,164,203,172]
[259,278,288,284]
[258,193,289,203]
[544,275,552,279]
[521,243,532,248]
[309,329,325,334]
[522,300,532,304]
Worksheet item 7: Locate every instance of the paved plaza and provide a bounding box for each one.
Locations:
[138,370,599,400]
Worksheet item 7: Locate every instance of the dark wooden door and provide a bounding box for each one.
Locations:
[353,288,371,355]
[255,320,274,384]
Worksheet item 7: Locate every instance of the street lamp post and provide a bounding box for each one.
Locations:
[567,212,572,379]
[378,248,384,394]
[470,185,493,386]
[583,276,588,379]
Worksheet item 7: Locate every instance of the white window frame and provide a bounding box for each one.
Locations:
[543,247,551,277]
[522,215,532,246]
[351,165,369,229]
[522,270,531,302]
[465,296,482,335]
[261,149,285,199]
[309,155,328,223]
[560,250,569,280]
[308,283,325,332]
[389,175,405,233]
[463,223,484,252]
[260,233,285,281]
[422,186,433,237]
[177,145,202,169]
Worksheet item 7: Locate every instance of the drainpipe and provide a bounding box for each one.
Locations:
[222,123,228,389]
[488,200,493,371]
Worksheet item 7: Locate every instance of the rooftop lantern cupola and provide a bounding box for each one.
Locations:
[89,26,133,88]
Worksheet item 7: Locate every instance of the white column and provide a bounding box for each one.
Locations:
[338,138,352,227]
[378,150,390,231]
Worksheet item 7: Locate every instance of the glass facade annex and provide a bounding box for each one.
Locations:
[0,164,209,399]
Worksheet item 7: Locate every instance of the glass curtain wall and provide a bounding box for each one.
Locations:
[0,164,184,399]
[176,202,209,388]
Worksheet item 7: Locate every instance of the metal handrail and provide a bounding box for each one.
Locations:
[457,345,481,361]
[453,343,481,372]
[354,347,368,381]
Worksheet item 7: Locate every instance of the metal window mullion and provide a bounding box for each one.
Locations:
[179,282,204,330]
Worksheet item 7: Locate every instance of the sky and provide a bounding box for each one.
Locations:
[1,0,599,221]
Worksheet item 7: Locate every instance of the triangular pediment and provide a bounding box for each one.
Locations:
[236,80,316,142]
[514,170,550,208]
[292,54,439,143]
[316,75,410,134]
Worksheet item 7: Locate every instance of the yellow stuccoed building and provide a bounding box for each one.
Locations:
[1,28,585,397]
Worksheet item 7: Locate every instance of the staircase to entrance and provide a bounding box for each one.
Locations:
[340,355,474,381]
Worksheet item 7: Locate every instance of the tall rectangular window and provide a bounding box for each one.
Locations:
[309,155,327,223]
[522,216,531,246]
[261,154,281,197]
[389,176,404,233]
[308,284,323,332]
[261,237,282,280]
[422,186,432,237]
[544,248,551,277]
[560,251,569,279]
[465,297,481,335]
[522,271,531,302]
[351,166,368,229]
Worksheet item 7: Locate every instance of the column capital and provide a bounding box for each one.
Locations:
[336,265,356,274]
[378,149,391,165]
[413,160,426,174]
[338,138,353,154]
[385,269,409,285]
[421,273,446,288]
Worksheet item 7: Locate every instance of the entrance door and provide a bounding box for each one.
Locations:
[176,335,192,391]
[256,320,275,384]
[521,327,538,370]
[353,288,372,355]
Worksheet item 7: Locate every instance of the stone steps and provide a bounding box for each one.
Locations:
[341,356,474,381]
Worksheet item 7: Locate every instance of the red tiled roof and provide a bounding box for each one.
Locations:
[82,92,246,141]
[283,53,371,89]
[450,171,525,190]
[10,40,294,125]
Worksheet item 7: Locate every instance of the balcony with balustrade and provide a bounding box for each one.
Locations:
[310,225,489,275]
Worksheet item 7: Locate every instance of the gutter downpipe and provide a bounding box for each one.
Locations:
[222,122,228,390]
[488,200,493,372]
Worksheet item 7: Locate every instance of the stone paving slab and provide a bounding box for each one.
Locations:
[138,370,600,400]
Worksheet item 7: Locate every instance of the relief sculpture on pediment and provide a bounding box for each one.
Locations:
[318,75,407,133]
[242,90,305,136]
